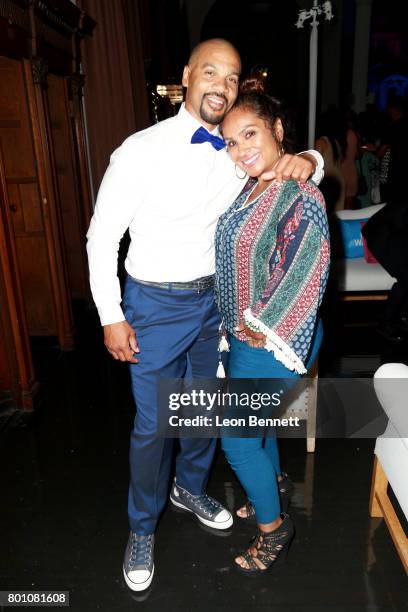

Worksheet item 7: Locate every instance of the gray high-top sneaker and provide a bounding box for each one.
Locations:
[170,480,233,529]
[123,532,154,592]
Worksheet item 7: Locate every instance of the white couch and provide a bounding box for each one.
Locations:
[334,204,395,297]
[369,362,408,573]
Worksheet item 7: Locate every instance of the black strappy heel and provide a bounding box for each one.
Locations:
[236,472,294,522]
[238,500,256,521]
[278,471,295,512]
[235,513,294,576]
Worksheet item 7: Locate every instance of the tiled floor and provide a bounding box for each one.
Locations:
[1,304,408,611]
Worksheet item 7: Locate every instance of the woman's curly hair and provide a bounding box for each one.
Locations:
[226,76,296,154]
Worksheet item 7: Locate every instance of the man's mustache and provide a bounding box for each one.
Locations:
[202,92,228,104]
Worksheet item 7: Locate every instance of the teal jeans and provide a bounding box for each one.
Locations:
[221,321,322,523]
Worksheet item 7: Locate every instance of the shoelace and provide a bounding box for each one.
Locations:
[194,493,220,516]
[129,534,153,568]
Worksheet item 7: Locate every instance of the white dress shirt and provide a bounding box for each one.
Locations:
[86,104,324,326]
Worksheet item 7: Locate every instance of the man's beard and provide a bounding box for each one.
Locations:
[199,93,228,125]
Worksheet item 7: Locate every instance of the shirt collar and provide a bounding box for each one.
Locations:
[177,103,222,138]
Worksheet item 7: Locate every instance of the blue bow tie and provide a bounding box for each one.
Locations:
[191,126,225,151]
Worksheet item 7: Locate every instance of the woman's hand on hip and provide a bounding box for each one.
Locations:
[236,321,266,349]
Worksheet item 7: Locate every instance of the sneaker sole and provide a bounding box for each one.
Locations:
[123,564,154,592]
[170,494,233,530]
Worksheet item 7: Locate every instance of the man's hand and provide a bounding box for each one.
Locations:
[103,320,139,363]
[236,321,266,349]
[261,152,316,183]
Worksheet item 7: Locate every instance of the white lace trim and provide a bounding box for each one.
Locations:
[243,309,307,375]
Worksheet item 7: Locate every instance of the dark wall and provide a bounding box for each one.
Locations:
[201,0,301,100]
[140,0,190,83]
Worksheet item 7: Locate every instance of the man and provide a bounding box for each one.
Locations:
[87,38,323,592]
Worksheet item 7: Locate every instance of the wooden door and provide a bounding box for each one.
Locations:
[0,55,74,347]
[0,144,39,411]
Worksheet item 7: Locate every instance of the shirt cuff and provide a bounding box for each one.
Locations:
[97,304,126,327]
[243,308,307,374]
[298,149,324,185]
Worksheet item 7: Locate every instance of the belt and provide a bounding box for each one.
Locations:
[130,274,215,292]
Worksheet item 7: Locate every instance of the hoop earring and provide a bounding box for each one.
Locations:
[235,164,246,179]
[273,128,285,158]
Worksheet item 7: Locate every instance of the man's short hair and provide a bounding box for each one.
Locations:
[187,38,240,67]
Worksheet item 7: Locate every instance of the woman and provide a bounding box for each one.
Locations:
[315,109,347,213]
[215,78,330,575]
[341,111,359,209]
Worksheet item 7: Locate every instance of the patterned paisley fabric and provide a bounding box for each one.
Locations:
[215,179,330,374]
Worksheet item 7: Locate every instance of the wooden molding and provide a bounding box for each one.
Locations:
[1,1,95,69]
[31,55,48,86]
[0,0,29,32]
[68,72,93,229]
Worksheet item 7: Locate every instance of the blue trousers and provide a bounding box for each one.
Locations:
[221,321,322,524]
[123,277,220,535]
